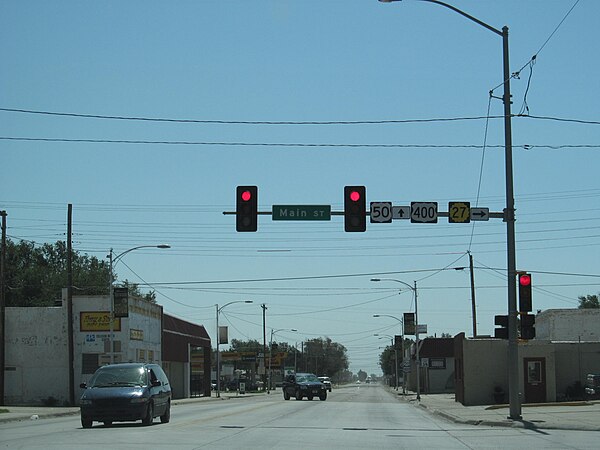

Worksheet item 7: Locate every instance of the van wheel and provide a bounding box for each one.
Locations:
[81,416,92,429]
[160,401,170,423]
[284,391,290,400]
[142,403,154,426]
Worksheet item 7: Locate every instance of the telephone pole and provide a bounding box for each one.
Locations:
[469,252,477,338]
[0,210,7,405]
[262,304,267,391]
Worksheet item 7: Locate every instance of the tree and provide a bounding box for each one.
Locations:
[357,370,368,382]
[578,294,599,309]
[4,238,155,306]
[287,337,349,381]
[229,339,263,353]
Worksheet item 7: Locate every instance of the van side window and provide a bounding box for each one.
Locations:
[152,366,170,386]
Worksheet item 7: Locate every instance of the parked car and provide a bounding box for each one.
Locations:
[318,376,332,392]
[585,373,600,400]
[79,363,172,428]
[282,373,327,401]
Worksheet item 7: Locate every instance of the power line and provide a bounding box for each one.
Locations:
[0,107,504,125]
[1,136,598,150]
[1,107,598,126]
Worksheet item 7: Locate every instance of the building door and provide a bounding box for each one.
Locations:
[523,357,546,403]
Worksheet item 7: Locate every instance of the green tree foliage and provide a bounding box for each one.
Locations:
[229,339,263,353]
[578,294,599,309]
[378,338,412,377]
[285,337,349,381]
[4,238,154,306]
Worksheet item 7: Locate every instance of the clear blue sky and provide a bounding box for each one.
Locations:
[2,1,599,376]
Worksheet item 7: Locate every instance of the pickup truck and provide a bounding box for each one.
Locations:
[282,373,327,401]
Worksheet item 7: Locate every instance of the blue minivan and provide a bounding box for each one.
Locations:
[80,363,172,428]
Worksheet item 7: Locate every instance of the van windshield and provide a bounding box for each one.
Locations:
[89,366,148,387]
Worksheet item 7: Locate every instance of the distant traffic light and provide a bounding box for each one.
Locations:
[520,313,536,340]
[518,273,532,312]
[394,335,402,349]
[344,186,366,232]
[494,315,508,340]
[236,186,258,232]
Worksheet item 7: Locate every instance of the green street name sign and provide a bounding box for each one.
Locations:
[272,205,331,221]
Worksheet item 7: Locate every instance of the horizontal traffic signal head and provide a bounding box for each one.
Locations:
[494,315,508,339]
[344,186,366,232]
[236,186,258,232]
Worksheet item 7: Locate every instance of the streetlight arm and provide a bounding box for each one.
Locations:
[218,300,253,313]
[113,244,171,264]
[371,278,414,292]
[380,0,502,36]
[373,314,403,324]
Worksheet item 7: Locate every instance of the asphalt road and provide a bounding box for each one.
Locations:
[1,384,598,449]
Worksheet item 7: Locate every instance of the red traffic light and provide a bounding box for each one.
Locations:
[519,273,531,286]
[236,186,258,232]
[344,186,366,232]
[350,190,361,202]
[241,190,252,202]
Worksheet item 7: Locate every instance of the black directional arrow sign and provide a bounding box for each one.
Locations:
[392,206,410,220]
[470,207,490,221]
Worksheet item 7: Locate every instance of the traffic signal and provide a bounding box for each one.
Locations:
[394,335,402,349]
[344,186,366,232]
[494,315,508,339]
[236,186,258,232]
[518,273,532,312]
[520,313,536,340]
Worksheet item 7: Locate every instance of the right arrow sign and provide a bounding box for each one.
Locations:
[470,207,490,221]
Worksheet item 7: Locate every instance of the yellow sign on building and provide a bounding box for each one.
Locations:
[80,311,121,332]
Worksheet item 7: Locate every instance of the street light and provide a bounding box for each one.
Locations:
[374,314,405,393]
[108,244,170,365]
[215,300,253,398]
[374,333,398,391]
[379,0,520,420]
[371,278,420,399]
[268,328,297,393]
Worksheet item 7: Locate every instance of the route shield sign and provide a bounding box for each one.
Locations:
[370,202,393,223]
[448,202,470,223]
[411,202,438,223]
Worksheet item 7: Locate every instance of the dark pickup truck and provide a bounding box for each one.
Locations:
[282,373,327,401]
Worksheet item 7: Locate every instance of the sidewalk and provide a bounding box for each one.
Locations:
[0,391,259,424]
[394,390,600,431]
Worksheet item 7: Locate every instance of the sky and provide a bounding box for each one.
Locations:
[1,0,599,376]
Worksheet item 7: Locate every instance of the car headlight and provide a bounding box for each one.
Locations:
[130,396,148,404]
[80,398,92,406]
[300,385,308,390]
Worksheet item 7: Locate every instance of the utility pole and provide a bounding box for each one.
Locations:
[0,210,7,406]
[261,304,267,391]
[469,252,477,338]
[67,204,75,405]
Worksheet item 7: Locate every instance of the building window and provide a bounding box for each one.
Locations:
[429,358,446,370]
[82,354,99,374]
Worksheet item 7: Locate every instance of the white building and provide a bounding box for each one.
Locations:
[535,309,600,341]
[5,290,162,405]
